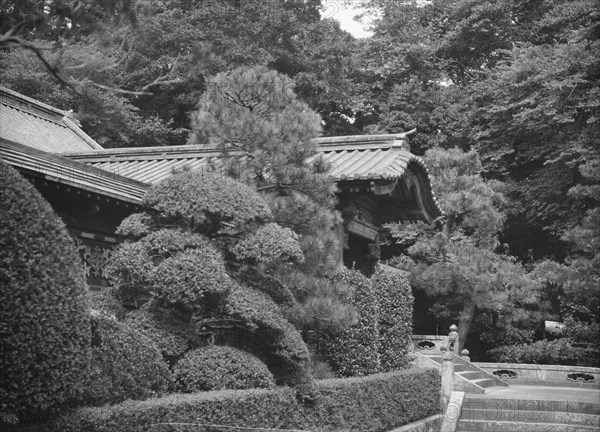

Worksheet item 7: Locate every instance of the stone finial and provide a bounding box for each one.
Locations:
[461,349,470,362]
[448,324,459,355]
[443,352,453,362]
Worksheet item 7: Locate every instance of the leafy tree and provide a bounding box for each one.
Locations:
[387,148,546,353]
[190,65,357,334]
[533,152,599,347]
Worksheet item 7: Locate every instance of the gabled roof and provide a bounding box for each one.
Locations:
[1,138,147,204]
[0,86,103,153]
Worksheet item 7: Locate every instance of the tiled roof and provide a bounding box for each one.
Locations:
[64,133,444,218]
[1,138,147,204]
[0,86,103,153]
[64,133,419,184]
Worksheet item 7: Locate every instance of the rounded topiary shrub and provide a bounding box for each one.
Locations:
[0,163,91,423]
[82,311,172,406]
[173,346,275,392]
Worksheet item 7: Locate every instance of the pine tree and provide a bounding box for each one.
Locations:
[388,148,545,352]
[190,65,356,334]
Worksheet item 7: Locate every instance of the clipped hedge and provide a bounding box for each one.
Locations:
[15,368,440,432]
[173,346,275,392]
[318,269,380,376]
[81,312,172,406]
[489,338,600,367]
[373,267,414,371]
[0,163,90,423]
[318,266,414,376]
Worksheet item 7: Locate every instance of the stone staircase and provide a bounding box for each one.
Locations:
[458,394,600,431]
[417,351,508,393]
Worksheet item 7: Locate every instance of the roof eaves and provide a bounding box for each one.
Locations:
[0,138,149,204]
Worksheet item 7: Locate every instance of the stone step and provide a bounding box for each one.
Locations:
[471,378,497,388]
[463,397,600,415]
[460,408,600,426]
[457,371,487,380]
[458,419,600,431]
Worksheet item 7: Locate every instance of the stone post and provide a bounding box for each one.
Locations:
[461,349,470,362]
[448,324,459,355]
[441,352,454,407]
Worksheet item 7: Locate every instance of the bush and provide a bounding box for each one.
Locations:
[317,266,414,376]
[488,338,600,367]
[16,368,440,432]
[124,302,190,362]
[0,163,90,423]
[142,171,272,230]
[81,312,172,406]
[318,269,380,376]
[173,346,275,392]
[233,223,304,266]
[106,230,233,308]
[373,267,414,371]
[88,289,127,320]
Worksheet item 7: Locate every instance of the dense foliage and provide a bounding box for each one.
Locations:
[318,269,380,376]
[12,369,440,432]
[107,171,311,385]
[488,339,600,368]
[0,163,91,424]
[173,346,275,392]
[82,312,172,406]
[317,267,413,376]
[388,149,547,357]
[190,65,357,338]
[2,0,597,363]
[374,269,414,371]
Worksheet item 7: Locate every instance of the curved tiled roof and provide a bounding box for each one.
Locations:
[0,86,103,153]
[1,138,147,204]
[65,134,444,219]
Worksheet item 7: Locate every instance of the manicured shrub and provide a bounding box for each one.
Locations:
[173,346,275,392]
[489,338,600,367]
[317,269,380,376]
[316,267,414,376]
[115,213,152,240]
[87,289,127,320]
[81,312,172,406]
[17,368,440,432]
[107,171,310,386]
[142,171,272,230]
[233,223,304,266]
[107,229,234,310]
[373,266,414,371]
[0,163,90,423]
[124,302,190,361]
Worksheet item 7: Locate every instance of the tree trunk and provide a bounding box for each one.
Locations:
[458,295,476,352]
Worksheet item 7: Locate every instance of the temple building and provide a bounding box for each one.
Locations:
[0,86,443,288]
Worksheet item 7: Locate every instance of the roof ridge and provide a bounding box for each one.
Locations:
[0,86,69,118]
[64,131,418,160]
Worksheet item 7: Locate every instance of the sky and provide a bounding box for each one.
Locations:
[321,1,375,38]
